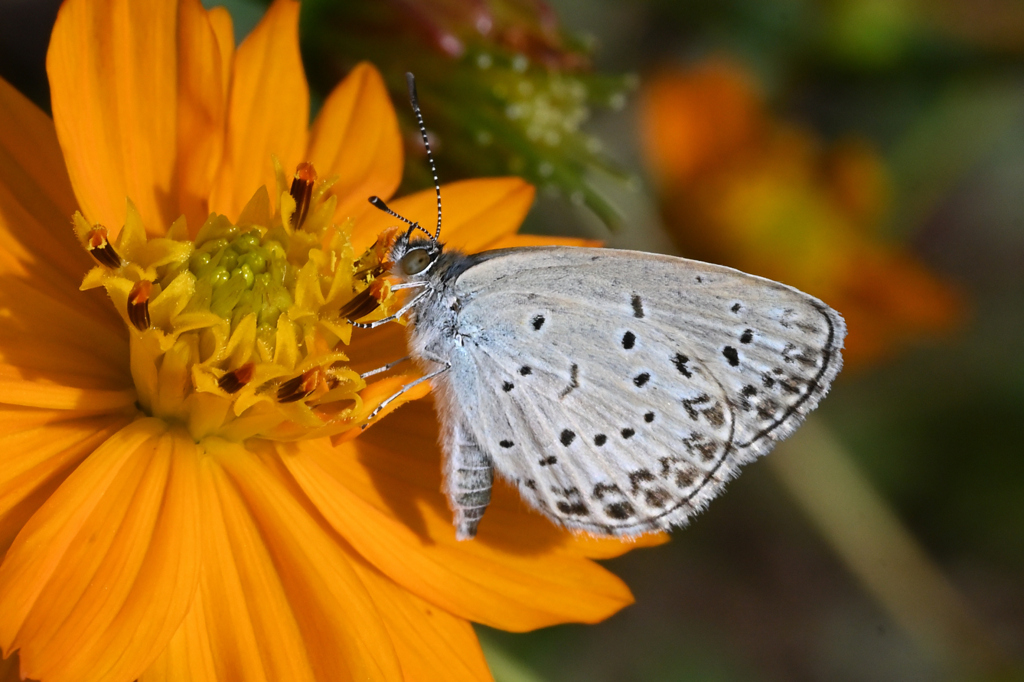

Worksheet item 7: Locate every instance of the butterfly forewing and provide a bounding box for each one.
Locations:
[443,247,845,536]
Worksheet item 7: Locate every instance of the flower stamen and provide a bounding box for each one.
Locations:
[289,162,317,228]
[127,280,152,330]
[277,367,324,403]
[218,362,256,394]
[86,225,122,267]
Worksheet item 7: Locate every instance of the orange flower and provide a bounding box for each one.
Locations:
[640,61,962,368]
[0,0,662,680]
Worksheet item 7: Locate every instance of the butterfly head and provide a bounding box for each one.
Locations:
[388,230,443,281]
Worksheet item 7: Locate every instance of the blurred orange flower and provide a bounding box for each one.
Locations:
[640,61,961,368]
[0,0,658,680]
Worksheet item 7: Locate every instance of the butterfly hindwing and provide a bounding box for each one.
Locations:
[439,247,845,536]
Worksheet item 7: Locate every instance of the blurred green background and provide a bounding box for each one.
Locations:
[3,0,1023,679]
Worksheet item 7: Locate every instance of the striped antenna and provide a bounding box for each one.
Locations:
[406,72,443,240]
[366,196,433,240]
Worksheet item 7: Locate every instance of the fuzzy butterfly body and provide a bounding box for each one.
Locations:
[378,237,845,540]
[357,73,845,540]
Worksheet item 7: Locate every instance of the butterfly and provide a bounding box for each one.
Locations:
[351,75,846,540]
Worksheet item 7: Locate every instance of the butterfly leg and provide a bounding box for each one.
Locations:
[362,362,451,427]
[444,416,494,541]
[349,289,429,329]
[359,355,411,379]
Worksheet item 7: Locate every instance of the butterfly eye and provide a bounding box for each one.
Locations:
[400,248,431,275]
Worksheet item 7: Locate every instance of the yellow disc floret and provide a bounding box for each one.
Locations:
[75,161,401,443]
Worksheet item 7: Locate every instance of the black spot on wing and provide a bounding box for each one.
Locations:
[644,411,655,423]
[622,332,636,350]
[683,432,720,461]
[560,429,576,446]
[519,366,532,376]
[740,329,754,344]
[499,440,513,448]
[559,363,580,398]
[502,381,514,392]
[722,346,740,367]
[633,372,650,387]
[532,315,545,330]
[631,295,644,318]
[557,501,589,516]
[554,487,589,516]
[594,434,607,446]
[629,469,656,493]
[621,428,635,439]
[645,489,671,508]
[681,393,726,427]
[673,353,693,378]
[605,501,635,519]
[675,467,697,487]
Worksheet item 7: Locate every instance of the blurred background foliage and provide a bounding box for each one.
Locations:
[3,0,1024,679]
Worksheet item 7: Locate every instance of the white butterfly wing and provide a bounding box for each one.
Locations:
[445,246,845,536]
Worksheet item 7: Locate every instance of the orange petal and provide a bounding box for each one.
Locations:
[0,414,130,558]
[0,77,121,327]
[0,269,132,408]
[344,324,410,377]
[331,373,433,444]
[0,419,201,682]
[0,277,131,394]
[206,8,235,91]
[139,589,217,682]
[47,0,179,234]
[281,401,635,632]
[563,529,669,559]
[488,234,603,249]
[209,0,308,220]
[176,0,233,231]
[353,178,535,254]
[169,453,307,682]
[208,440,403,680]
[308,63,403,227]
[0,405,123,433]
[0,365,135,412]
[150,488,491,682]
[349,561,494,682]
[0,652,20,682]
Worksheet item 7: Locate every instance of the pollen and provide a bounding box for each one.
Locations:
[74,162,402,442]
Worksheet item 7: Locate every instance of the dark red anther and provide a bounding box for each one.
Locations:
[86,225,122,268]
[277,367,323,403]
[289,162,317,228]
[218,362,255,394]
[127,280,152,331]
[338,287,381,322]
